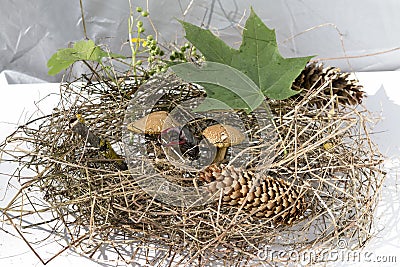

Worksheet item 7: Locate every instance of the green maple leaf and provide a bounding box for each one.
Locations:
[231,8,313,99]
[177,7,313,111]
[47,39,125,76]
[179,20,235,65]
[170,62,264,113]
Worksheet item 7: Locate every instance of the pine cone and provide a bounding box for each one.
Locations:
[199,165,307,225]
[292,63,364,106]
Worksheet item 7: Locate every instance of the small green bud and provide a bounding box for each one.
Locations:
[184,42,191,48]
[141,11,149,17]
[136,60,142,65]
[159,50,164,56]
[136,7,143,12]
[170,55,176,60]
[147,56,155,63]
[146,35,154,41]
[138,27,145,33]
[180,46,187,52]
[136,21,143,28]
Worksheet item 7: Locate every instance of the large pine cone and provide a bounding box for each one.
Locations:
[199,165,307,225]
[292,63,364,106]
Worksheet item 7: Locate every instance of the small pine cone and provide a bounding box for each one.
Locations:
[292,63,364,106]
[292,63,325,91]
[198,164,221,183]
[199,165,307,225]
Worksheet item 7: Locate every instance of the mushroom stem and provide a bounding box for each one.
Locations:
[202,124,245,165]
[213,147,228,163]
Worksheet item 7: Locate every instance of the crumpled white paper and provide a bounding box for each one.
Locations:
[1,0,400,84]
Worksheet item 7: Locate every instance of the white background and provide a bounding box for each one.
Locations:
[1,0,400,83]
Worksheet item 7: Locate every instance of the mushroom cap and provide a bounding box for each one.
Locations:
[127,111,178,134]
[202,124,245,148]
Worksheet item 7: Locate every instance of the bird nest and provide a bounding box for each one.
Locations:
[0,65,385,266]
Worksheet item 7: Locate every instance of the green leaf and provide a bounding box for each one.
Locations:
[178,8,314,101]
[231,8,313,100]
[195,83,256,112]
[179,20,236,65]
[47,49,80,76]
[47,40,125,76]
[193,97,234,113]
[171,62,264,113]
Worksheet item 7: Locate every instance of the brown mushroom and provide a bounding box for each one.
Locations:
[202,124,245,163]
[127,111,178,134]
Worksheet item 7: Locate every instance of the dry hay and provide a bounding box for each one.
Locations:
[0,65,385,266]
